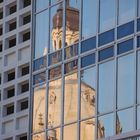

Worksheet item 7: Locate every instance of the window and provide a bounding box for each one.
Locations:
[19,136,27,140]
[0,43,2,52]
[99,0,115,32]
[33,72,46,85]
[21,83,29,93]
[6,105,14,115]
[9,5,16,15]
[81,53,95,68]
[35,11,48,58]
[9,21,16,31]
[36,0,48,12]
[117,39,133,55]
[21,65,29,76]
[98,29,114,47]
[117,54,135,109]
[137,36,140,48]
[7,88,15,98]
[0,9,3,19]
[82,0,97,39]
[137,18,140,32]
[81,37,96,53]
[0,25,2,35]
[22,31,30,42]
[23,14,31,25]
[9,38,16,48]
[98,60,115,114]
[20,100,28,110]
[137,51,140,103]
[118,0,135,25]
[116,108,134,134]
[7,71,15,81]
[137,106,140,129]
[99,46,114,61]
[23,0,31,8]
[98,113,114,138]
[117,21,134,39]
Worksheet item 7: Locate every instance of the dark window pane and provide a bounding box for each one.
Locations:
[20,136,27,140]
[137,18,140,31]
[21,83,29,93]
[64,60,78,74]
[0,26,2,35]
[137,36,140,48]
[0,11,3,19]
[48,50,62,66]
[9,38,16,48]
[0,43,2,52]
[9,5,16,15]
[9,21,16,31]
[98,29,114,47]
[20,100,28,110]
[81,53,95,68]
[81,37,96,53]
[48,66,61,80]
[22,66,29,76]
[23,0,31,7]
[23,32,30,42]
[117,39,133,55]
[33,72,46,85]
[7,105,14,115]
[99,46,114,61]
[65,44,78,59]
[7,88,15,98]
[117,21,134,39]
[23,15,31,25]
[33,56,46,71]
[8,71,15,81]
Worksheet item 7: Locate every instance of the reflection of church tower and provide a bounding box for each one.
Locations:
[51,0,79,51]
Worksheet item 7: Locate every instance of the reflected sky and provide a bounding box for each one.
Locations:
[137,51,140,103]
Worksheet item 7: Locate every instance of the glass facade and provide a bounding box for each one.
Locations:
[31,0,140,140]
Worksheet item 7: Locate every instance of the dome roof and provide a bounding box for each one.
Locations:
[53,5,79,31]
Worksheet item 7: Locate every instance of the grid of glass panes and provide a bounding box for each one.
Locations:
[31,0,140,140]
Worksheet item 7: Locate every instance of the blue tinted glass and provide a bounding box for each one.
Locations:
[33,56,46,71]
[117,39,133,55]
[116,108,134,134]
[137,51,140,103]
[64,44,78,59]
[36,0,48,12]
[98,29,114,47]
[118,0,135,25]
[137,106,140,129]
[33,72,46,85]
[137,36,140,48]
[64,60,78,74]
[99,47,114,61]
[117,54,135,109]
[48,50,62,66]
[81,53,95,68]
[137,18,140,31]
[99,0,115,32]
[81,37,96,53]
[117,21,134,39]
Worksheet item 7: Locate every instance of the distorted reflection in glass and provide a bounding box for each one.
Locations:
[32,132,45,140]
[65,0,79,47]
[98,113,114,139]
[51,0,61,5]
[32,85,46,133]
[36,0,48,12]
[50,3,63,53]
[47,128,60,140]
[137,51,140,103]
[99,0,115,32]
[64,73,78,124]
[64,123,77,140]
[138,0,140,17]
[98,60,115,114]
[82,0,97,39]
[48,79,61,128]
[81,67,96,119]
[137,106,140,130]
[116,108,133,134]
[118,0,135,25]
[35,10,48,59]
[80,118,95,140]
[117,54,134,109]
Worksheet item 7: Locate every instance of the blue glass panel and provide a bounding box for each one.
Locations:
[137,106,140,129]
[137,18,140,31]
[81,53,95,68]
[99,46,114,61]
[49,66,61,80]
[33,72,46,85]
[64,60,78,74]
[98,29,114,47]
[117,21,134,39]
[81,37,96,53]
[48,50,62,66]
[33,56,46,71]
[64,44,78,59]
[36,0,48,12]
[137,36,140,48]
[117,39,133,55]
